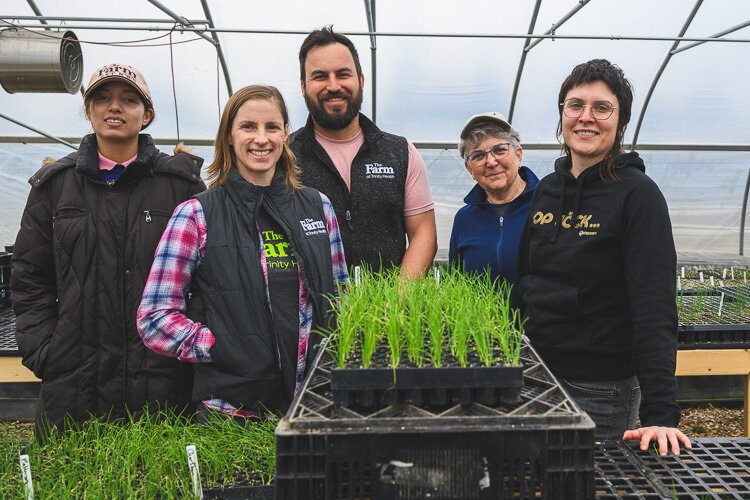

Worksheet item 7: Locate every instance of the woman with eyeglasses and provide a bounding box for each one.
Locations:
[514,59,691,455]
[449,113,539,285]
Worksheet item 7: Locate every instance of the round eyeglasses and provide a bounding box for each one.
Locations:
[560,99,618,120]
[465,142,512,166]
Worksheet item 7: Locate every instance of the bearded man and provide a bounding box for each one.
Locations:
[290,27,437,278]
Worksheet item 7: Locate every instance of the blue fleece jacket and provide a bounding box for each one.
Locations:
[449,166,539,285]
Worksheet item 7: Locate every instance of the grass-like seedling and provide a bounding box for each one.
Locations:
[0,409,276,498]
[326,267,523,369]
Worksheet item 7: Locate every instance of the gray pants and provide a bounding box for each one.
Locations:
[559,376,641,440]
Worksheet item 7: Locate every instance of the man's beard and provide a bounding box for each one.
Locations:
[304,86,363,131]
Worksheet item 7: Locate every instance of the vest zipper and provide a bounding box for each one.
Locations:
[256,192,283,372]
[345,209,353,230]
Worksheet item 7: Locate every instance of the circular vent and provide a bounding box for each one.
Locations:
[0,29,83,94]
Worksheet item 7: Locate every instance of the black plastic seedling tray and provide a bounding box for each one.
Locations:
[0,305,17,356]
[330,363,523,408]
[595,439,750,499]
[678,323,750,350]
[276,337,595,499]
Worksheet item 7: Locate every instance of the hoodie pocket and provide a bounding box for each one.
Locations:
[518,274,590,350]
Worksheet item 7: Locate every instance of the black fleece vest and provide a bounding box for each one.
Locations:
[190,171,335,413]
[290,114,408,270]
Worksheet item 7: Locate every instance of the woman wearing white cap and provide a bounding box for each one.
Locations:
[449,112,539,286]
[11,63,205,438]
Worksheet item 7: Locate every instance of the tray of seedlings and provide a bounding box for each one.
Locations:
[594,438,750,499]
[325,268,524,409]
[0,409,276,498]
[677,272,750,349]
[276,333,596,499]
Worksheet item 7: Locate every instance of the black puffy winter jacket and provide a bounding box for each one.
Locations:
[12,134,205,429]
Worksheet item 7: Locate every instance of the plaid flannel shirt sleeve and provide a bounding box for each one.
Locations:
[137,199,215,363]
[320,193,349,292]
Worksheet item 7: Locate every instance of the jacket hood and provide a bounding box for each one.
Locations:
[554,151,645,179]
[464,166,539,205]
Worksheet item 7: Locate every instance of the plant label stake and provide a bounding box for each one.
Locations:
[354,265,361,286]
[19,447,33,500]
[710,276,715,287]
[731,267,735,279]
[718,292,725,317]
[434,266,441,286]
[676,277,681,291]
[745,271,747,283]
[720,280,724,288]
[681,266,685,278]
[699,271,704,282]
[186,445,203,499]
[723,268,728,279]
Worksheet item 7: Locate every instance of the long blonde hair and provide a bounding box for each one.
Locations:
[206,85,300,190]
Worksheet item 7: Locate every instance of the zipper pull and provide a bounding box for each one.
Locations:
[106,180,115,188]
[144,210,152,223]
[499,216,504,227]
[345,209,353,230]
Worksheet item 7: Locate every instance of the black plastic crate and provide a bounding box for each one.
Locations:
[330,363,523,409]
[678,324,750,350]
[276,338,595,499]
[203,485,275,499]
[0,305,17,355]
[595,439,750,499]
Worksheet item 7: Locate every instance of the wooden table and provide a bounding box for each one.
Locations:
[676,348,750,436]
[0,357,38,383]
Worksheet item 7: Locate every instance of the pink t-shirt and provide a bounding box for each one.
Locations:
[314,130,434,217]
[98,151,138,170]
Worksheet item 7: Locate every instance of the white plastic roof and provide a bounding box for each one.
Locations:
[1,0,749,253]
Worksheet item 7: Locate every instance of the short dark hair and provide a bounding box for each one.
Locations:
[557,59,633,182]
[298,26,362,81]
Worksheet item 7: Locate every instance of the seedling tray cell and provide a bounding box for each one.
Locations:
[330,364,523,409]
[0,305,17,356]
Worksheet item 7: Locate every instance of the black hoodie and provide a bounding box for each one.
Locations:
[514,152,680,428]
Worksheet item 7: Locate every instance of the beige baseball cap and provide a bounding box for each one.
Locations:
[460,112,512,140]
[84,64,154,128]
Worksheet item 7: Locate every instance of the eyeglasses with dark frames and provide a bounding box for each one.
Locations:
[465,142,513,166]
[560,99,618,120]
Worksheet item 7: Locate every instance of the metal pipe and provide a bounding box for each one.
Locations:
[199,0,232,96]
[508,0,542,123]
[24,1,47,27]
[740,167,750,255]
[0,112,76,149]
[2,23,748,43]
[671,19,750,54]
[3,15,210,24]
[144,0,216,46]
[631,0,703,150]
[525,0,592,52]
[364,0,377,123]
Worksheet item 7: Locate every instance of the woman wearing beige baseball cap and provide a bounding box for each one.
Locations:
[11,63,206,439]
